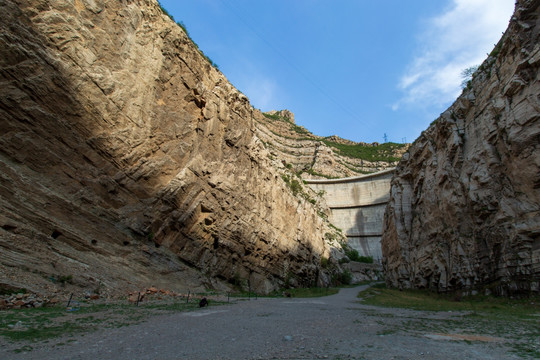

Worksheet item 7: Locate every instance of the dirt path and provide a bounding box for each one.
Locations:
[0,286,523,359]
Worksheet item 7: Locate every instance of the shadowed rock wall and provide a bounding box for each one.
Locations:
[0,0,341,296]
[382,0,540,295]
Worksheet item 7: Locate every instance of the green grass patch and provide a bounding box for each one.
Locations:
[262,112,282,121]
[1,322,86,342]
[358,285,539,315]
[0,300,216,344]
[0,306,84,342]
[357,285,540,358]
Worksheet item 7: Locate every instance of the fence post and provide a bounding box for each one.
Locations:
[136,292,141,307]
[66,293,74,308]
[186,290,190,304]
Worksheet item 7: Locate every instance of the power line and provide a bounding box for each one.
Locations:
[219,0,370,130]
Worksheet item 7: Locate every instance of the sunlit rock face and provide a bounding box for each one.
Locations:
[255,114,408,179]
[0,0,344,296]
[382,0,540,296]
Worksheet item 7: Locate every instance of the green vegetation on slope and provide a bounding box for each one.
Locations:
[263,112,311,136]
[281,174,302,196]
[158,1,219,69]
[322,140,406,162]
[263,112,406,163]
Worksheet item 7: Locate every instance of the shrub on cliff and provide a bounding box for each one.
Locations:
[331,270,352,286]
[281,174,302,196]
[341,243,373,263]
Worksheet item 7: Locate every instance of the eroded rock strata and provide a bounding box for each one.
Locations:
[0,0,348,296]
[256,110,408,179]
[382,0,540,295]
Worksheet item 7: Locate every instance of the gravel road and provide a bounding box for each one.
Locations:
[0,286,522,359]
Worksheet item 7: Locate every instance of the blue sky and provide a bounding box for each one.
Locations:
[159,0,514,143]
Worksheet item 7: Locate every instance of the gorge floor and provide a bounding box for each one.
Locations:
[0,286,534,360]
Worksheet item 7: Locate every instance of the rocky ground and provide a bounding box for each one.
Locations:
[0,285,534,360]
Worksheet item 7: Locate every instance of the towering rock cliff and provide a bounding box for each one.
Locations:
[382,0,540,295]
[0,0,347,296]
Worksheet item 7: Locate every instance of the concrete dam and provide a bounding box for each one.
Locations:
[305,169,394,262]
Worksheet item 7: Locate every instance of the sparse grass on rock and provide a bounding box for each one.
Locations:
[0,300,212,344]
[322,140,406,162]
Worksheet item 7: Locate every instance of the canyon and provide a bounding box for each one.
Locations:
[0,0,403,299]
[0,0,538,301]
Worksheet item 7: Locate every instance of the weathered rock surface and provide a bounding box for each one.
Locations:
[0,0,347,297]
[342,262,383,283]
[257,111,408,178]
[382,0,540,295]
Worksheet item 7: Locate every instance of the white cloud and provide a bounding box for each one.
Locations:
[241,76,278,110]
[393,0,514,111]
[226,57,280,110]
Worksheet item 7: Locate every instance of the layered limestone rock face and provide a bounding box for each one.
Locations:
[256,111,408,178]
[382,0,540,295]
[0,0,344,296]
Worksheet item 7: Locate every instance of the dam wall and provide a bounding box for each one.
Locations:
[306,169,394,261]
